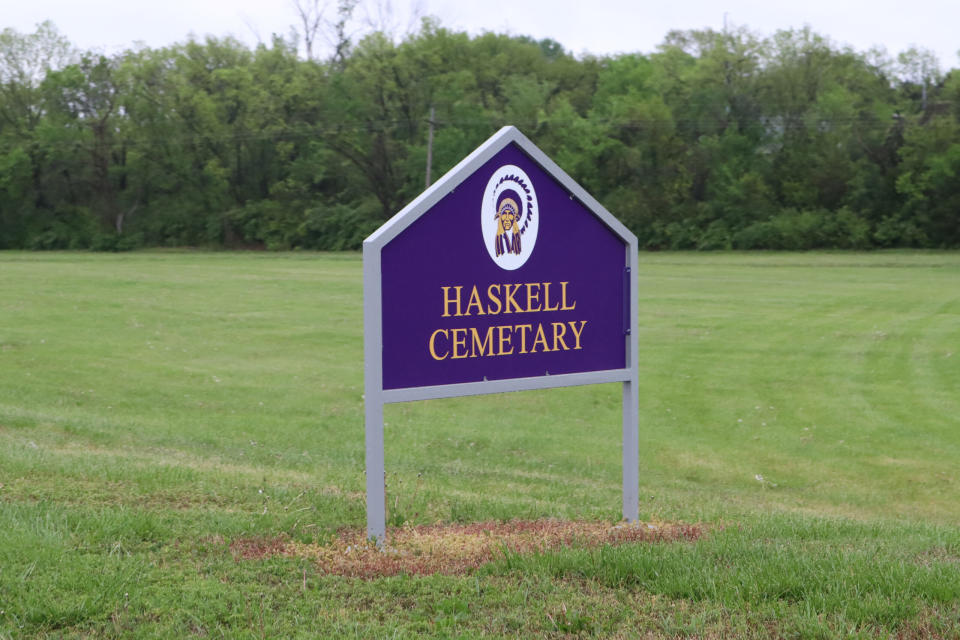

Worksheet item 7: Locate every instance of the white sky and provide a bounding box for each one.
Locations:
[4,0,959,69]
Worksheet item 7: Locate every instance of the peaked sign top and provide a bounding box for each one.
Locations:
[366,126,634,250]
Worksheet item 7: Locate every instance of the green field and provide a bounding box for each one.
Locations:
[1,251,959,638]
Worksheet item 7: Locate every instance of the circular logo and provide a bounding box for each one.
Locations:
[481,165,538,270]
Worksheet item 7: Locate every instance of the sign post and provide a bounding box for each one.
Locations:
[363,126,639,542]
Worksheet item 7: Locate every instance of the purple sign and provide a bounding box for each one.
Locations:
[378,142,628,390]
[362,126,640,540]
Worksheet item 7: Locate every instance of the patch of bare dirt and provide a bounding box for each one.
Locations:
[230,536,288,560]
[230,519,705,578]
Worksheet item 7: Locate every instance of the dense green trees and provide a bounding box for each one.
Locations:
[0,19,957,250]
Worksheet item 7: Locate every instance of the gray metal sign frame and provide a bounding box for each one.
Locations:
[363,126,639,542]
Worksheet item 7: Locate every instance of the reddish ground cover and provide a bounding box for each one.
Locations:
[230,520,705,578]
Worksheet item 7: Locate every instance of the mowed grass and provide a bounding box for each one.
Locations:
[1,250,958,638]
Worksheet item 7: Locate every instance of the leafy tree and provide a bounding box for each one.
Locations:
[1,16,958,250]
[0,21,76,247]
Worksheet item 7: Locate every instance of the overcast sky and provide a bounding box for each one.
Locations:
[5,0,959,69]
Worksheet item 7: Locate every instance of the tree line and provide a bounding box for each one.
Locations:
[1,17,958,251]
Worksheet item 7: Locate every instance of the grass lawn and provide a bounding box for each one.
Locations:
[1,250,958,638]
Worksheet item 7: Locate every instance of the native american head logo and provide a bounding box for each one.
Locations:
[481,165,539,270]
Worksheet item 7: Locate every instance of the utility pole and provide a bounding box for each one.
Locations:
[425,104,435,188]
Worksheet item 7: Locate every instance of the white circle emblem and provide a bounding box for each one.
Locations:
[481,165,539,270]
